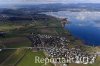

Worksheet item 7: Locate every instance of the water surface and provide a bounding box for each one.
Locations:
[46,11,100,46]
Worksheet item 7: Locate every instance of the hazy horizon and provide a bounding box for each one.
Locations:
[0,0,100,5]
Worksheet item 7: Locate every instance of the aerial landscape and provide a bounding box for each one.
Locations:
[0,0,100,66]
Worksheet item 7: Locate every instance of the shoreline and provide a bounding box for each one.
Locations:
[51,15,100,53]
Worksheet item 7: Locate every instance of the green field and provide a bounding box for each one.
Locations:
[0,49,54,66]
[17,50,48,66]
[0,24,23,32]
[3,37,32,48]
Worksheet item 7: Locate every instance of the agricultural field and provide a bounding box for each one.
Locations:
[0,49,27,66]
[2,37,31,48]
[0,49,15,64]
[16,50,53,66]
[17,50,44,66]
[0,24,23,32]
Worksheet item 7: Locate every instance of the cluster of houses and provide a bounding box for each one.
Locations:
[45,47,96,64]
[27,34,68,48]
[28,34,97,64]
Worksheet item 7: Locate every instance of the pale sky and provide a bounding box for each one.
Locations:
[0,0,100,4]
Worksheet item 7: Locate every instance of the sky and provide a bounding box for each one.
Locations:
[0,0,100,4]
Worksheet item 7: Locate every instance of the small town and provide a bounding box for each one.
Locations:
[27,33,97,65]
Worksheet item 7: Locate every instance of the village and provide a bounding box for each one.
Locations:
[27,33,97,66]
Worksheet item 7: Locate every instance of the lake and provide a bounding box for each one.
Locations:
[45,11,100,46]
